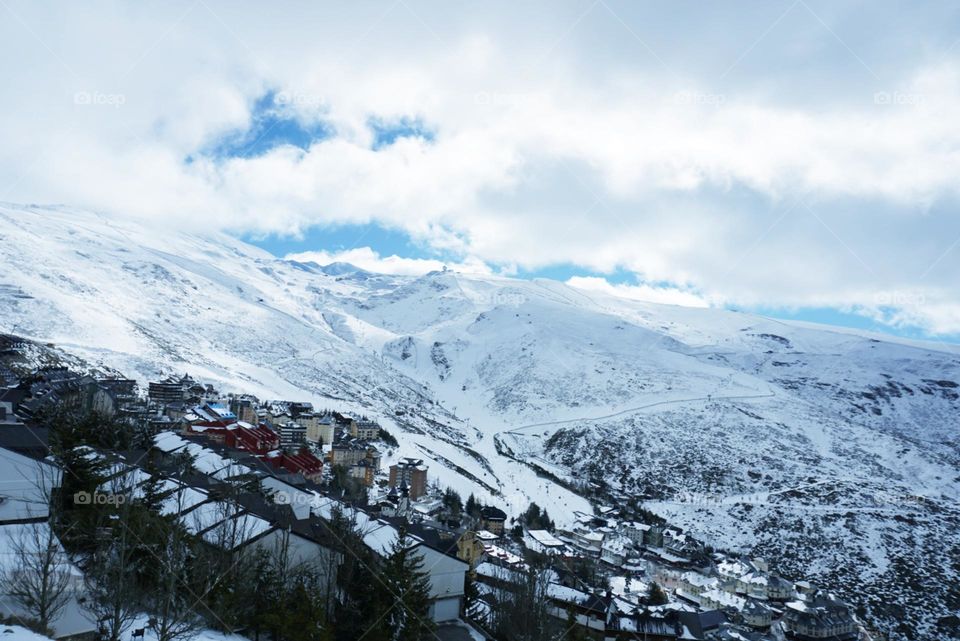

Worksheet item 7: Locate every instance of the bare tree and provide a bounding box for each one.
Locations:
[3,519,74,633]
[489,563,557,641]
[144,523,203,641]
[0,451,73,635]
[83,474,142,641]
[192,499,265,632]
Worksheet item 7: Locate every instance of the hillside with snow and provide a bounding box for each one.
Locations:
[1,203,958,636]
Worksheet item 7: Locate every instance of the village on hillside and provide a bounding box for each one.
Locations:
[0,335,873,641]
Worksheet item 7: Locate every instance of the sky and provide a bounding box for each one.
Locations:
[2,1,960,341]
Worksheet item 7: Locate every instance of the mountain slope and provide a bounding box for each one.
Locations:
[1,203,958,638]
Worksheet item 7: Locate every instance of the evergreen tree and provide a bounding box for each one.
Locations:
[442,487,463,516]
[329,508,388,641]
[382,527,435,641]
[465,493,480,519]
[138,449,166,515]
[47,408,109,512]
[83,481,143,641]
[520,502,555,531]
[648,581,669,605]
[144,522,202,641]
[243,548,281,640]
[463,572,481,618]
[281,570,333,641]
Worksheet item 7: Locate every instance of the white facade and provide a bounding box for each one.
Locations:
[417,544,468,622]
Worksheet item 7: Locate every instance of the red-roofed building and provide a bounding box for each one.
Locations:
[261,448,323,482]
[184,421,279,455]
[226,422,280,454]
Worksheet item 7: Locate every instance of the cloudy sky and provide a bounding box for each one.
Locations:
[2,1,960,339]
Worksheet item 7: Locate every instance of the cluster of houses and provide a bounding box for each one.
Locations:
[148,374,402,492]
[1,366,140,425]
[456,502,862,640]
[0,358,868,641]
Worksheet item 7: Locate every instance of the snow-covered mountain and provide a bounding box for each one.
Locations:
[1,203,958,637]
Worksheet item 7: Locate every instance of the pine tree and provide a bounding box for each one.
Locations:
[648,581,669,605]
[466,493,480,519]
[139,449,166,515]
[281,571,332,641]
[442,487,463,516]
[524,502,542,526]
[47,408,109,512]
[83,481,144,641]
[329,508,388,641]
[382,527,435,641]
[144,523,202,641]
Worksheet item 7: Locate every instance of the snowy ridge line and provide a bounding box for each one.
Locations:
[1,204,958,638]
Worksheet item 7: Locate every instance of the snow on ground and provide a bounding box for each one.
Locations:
[0,626,55,641]
[1,204,958,637]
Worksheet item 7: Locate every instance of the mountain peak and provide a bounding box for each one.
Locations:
[319,261,367,276]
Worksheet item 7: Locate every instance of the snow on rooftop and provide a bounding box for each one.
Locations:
[681,571,719,588]
[0,626,56,641]
[610,575,651,599]
[483,544,523,566]
[362,522,401,556]
[154,431,190,453]
[158,482,209,516]
[181,500,238,535]
[0,522,82,580]
[476,562,523,583]
[200,512,273,549]
[546,583,589,605]
[527,529,564,546]
[0,448,58,521]
[702,588,746,610]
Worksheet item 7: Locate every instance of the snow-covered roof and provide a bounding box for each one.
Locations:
[158,482,209,516]
[152,432,254,480]
[476,562,524,583]
[0,522,82,579]
[609,576,650,600]
[200,511,273,549]
[154,430,190,453]
[0,447,59,522]
[483,544,524,566]
[681,571,719,588]
[701,588,746,610]
[527,529,564,546]
[546,583,590,605]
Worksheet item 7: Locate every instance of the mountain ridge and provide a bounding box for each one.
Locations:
[1,203,958,636]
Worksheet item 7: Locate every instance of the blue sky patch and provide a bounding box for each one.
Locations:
[368,116,434,150]
[246,222,419,258]
[244,225,958,344]
[203,91,333,159]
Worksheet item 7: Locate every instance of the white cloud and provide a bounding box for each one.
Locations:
[2,1,960,334]
[566,276,711,308]
[285,247,492,277]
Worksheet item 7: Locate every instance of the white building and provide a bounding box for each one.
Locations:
[525,529,566,555]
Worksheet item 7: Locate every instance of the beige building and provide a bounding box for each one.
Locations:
[306,415,335,445]
[456,531,486,570]
[351,418,381,440]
